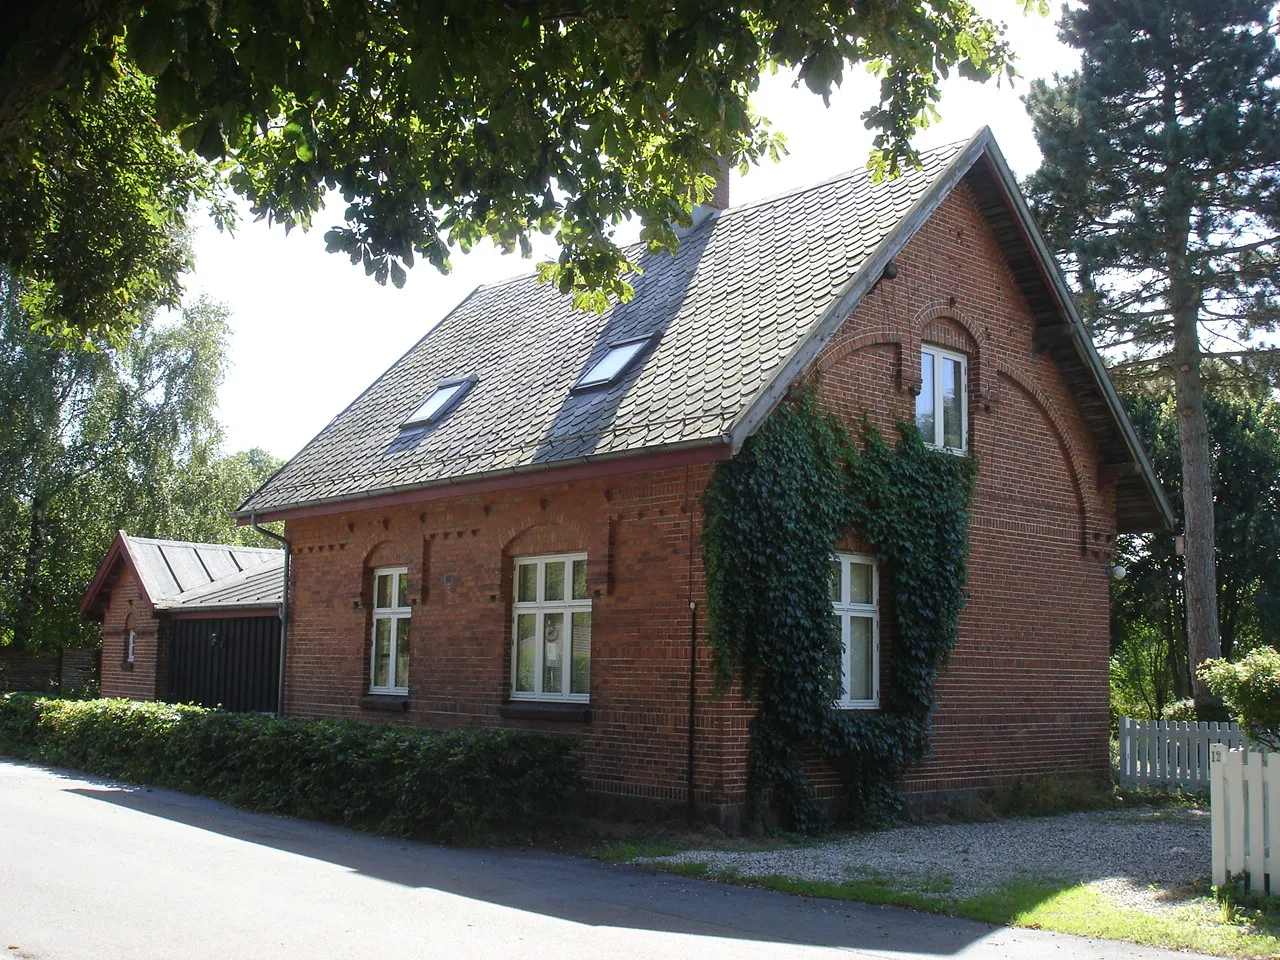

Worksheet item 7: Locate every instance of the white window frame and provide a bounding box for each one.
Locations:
[369,565,411,695]
[571,336,652,391]
[918,344,968,454]
[510,552,591,702]
[401,375,477,430]
[832,553,879,710]
[125,629,136,664]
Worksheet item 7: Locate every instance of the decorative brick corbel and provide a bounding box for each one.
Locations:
[972,380,1000,412]
[1082,526,1116,558]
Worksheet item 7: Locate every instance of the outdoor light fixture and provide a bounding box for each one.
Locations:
[1110,565,1127,581]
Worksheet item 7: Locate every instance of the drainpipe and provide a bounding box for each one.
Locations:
[685,465,698,823]
[686,598,698,823]
[251,514,289,718]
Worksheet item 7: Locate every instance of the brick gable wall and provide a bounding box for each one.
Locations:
[806,180,1115,796]
[272,177,1118,823]
[99,565,165,700]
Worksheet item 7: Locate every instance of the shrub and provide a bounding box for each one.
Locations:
[0,695,582,844]
[1199,647,1280,749]
[1161,698,1198,721]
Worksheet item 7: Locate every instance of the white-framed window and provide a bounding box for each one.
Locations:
[511,553,591,701]
[830,553,879,709]
[125,629,136,664]
[917,345,968,453]
[369,566,410,694]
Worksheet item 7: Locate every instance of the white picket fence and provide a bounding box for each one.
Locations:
[1210,745,1277,891]
[1117,717,1252,791]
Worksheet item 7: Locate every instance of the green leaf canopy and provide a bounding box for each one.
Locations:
[0,0,1029,338]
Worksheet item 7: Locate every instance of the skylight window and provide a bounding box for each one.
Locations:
[402,376,476,430]
[573,337,651,391]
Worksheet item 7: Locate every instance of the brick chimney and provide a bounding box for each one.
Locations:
[704,155,731,211]
[682,156,730,235]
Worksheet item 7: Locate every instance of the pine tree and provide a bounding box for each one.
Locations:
[1024,0,1280,705]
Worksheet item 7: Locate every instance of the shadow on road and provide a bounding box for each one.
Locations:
[61,771,999,957]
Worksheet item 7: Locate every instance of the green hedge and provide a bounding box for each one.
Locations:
[0,695,582,844]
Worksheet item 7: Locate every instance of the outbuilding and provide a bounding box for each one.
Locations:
[82,532,284,712]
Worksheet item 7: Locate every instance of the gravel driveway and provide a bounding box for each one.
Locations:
[647,807,1211,914]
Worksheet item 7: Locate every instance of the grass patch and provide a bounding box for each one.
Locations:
[1217,874,1280,933]
[756,872,960,914]
[998,882,1279,958]
[578,818,806,863]
[591,841,686,863]
[647,866,1280,957]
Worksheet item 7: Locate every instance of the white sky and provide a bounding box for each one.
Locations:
[187,4,1079,460]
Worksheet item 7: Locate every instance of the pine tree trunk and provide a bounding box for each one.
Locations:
[1171,303,1220,704]
[1166,580,1190,700]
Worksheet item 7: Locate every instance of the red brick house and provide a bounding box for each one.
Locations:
[222,129,1171,824]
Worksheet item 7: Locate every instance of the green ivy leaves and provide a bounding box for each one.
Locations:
[703,395,975,831]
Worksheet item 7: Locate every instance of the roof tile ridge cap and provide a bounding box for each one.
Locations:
[125,535,217,549]
[128,535,281,553]
[473,268,541,291]
[717,137,972,220]
[405,140,976,295]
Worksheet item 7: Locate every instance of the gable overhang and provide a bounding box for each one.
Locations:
[728,127,1174,535]
[79,531,157,621]
[234,438,731,525]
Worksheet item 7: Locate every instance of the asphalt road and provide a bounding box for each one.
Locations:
[0,760,1213,960]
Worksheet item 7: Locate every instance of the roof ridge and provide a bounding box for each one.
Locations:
[473,138,973,294]
[715,137,971,220]
[124,534,281,554]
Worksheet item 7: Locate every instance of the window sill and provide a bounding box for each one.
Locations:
[835,702,878,711]
[360,694,410,713]
[500,701,591,723]
[119,661,135,672]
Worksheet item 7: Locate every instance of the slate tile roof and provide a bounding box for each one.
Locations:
[238,141,965,516]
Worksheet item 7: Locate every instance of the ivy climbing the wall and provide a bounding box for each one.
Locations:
[703,394,976,831]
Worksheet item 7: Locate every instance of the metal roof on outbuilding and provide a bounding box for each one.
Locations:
[154,554,284,611]
[81,532,284,620]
